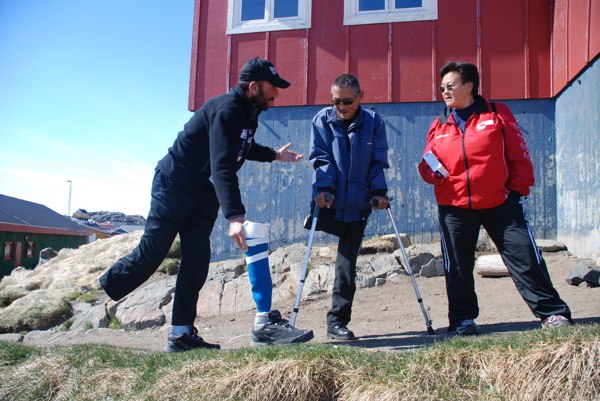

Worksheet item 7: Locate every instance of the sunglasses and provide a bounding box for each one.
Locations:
[332,98,355,106]
[439,82,461,93]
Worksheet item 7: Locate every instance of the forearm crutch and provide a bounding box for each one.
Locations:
[373,198,436,335]
[290,194,331,327]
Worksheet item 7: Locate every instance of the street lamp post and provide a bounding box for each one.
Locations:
[67,180,72,217]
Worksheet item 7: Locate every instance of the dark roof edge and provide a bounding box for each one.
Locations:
[0,223,90,237]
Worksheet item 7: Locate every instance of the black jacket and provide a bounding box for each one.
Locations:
[157,85,276,219]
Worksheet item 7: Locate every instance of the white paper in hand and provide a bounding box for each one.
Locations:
[423,151,449,178]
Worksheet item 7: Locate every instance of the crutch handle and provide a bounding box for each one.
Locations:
[371,196,392,209]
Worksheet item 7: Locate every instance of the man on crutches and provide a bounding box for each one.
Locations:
[307,74,389,341]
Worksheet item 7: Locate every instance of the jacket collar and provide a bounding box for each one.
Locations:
[326,105,364,129]
[232,85,262,128]
[439,95,491,124]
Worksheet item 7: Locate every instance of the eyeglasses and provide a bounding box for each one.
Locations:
[332,98,355,106]
[439,82,461,93]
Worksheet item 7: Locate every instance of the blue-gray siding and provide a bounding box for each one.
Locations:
[555,57,600,258]
[209,98,560,261]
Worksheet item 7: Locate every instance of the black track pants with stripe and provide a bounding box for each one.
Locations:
[438,192,572,329]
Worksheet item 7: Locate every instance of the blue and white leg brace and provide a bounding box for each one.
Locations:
[243,221,272,313]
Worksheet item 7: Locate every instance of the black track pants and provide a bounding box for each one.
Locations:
[326,219,368,329]
[438,192,571,329]
[99,168,219,326]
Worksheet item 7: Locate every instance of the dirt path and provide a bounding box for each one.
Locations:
[22,251,600,352]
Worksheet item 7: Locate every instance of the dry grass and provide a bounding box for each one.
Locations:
[0,325,598,401]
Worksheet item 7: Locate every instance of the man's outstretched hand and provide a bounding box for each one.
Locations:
[276,143,304,162]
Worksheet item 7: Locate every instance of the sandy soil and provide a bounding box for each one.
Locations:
[22,251,600,352]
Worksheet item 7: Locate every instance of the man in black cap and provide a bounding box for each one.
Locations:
[99,57,313,351]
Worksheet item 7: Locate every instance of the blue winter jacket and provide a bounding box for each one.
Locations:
[309,106,389,222]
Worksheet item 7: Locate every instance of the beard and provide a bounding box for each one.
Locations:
[250,86,273,111]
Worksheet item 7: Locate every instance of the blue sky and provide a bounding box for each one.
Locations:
[0,1,196,216]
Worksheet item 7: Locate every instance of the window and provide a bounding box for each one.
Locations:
[227,0,312,34]
[26,242,35,259]
[344,0,437,25]
[3,242,13,261]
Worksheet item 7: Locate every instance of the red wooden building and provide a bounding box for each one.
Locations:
[189,0,599,109]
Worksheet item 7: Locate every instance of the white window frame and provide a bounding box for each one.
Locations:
[227,0,312,35]
[344,0,437,26]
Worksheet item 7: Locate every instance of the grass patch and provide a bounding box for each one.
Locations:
[158,258,180,275]
[65,290,102,304]
[108,316,123,329]
[60,319,74,331]
[0,324,597,401]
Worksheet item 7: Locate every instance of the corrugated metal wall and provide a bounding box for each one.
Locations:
[208,99,556,261]
[555,56,600,258]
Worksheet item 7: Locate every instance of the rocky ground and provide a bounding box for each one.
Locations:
[17,250,600,352]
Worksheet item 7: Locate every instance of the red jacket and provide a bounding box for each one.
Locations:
[418,97,534,210]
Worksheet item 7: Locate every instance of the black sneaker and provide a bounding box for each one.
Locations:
[165,326,221,352]
[327,324,356,341]
[251,310,314,346]
[448,319,480,336]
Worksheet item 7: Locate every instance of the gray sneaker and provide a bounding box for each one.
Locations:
[251,310,314,346]
[165,327,221,352]
[455,319,480,336]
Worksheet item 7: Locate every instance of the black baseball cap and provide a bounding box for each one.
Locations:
[239,57,291,88]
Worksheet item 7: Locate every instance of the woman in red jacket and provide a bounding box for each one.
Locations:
[418,61,572,335]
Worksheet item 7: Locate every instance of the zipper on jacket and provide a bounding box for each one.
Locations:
[460,129,473,209]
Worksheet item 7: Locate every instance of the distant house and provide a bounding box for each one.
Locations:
[72,208,91,220]
[81,222,110,240]
[106,225,145,236]
[0,194,90,276]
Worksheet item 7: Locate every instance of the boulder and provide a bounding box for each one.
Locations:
[70,302,110,330]
[38,247,58,265]
[475,254,509,277]
[536,239,567,252]
[421,257,445,278]
[393,243,441,275]
[108,279,175,330]
[565,264,600,287]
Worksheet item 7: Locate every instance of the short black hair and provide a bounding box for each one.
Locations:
[440,62,479,96]
[331,74,361,96]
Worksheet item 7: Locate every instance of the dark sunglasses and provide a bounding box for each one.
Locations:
[439,82,461,93]
[332,98,355,106]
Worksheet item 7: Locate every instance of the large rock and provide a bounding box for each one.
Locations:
[360,234,408,254]
[475,254,509,277]
[536,239,567,252]
[220,275,254,315]
[70,302,110,330]
[420,257,445,278]
[88,211,147,225]
[566,264,600,287]
[38,247,58,265]
[108,279,175,329]
[393,243,442,276]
